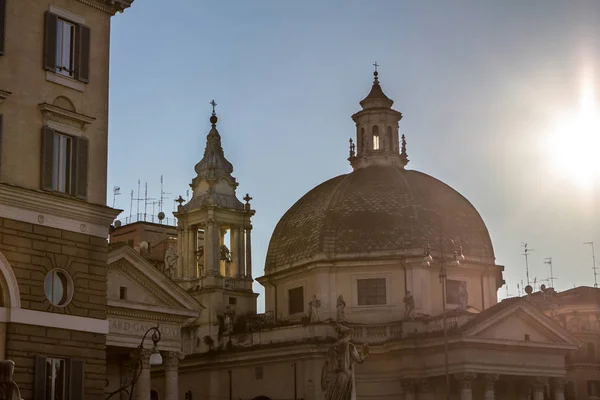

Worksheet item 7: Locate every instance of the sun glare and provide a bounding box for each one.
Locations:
[546,84,600,188]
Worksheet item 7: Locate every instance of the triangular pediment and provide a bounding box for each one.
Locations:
[461,298,580,346]
[108,246,202,318]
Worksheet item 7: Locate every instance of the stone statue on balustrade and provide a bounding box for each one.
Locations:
[0,361,23,400]
[403,291,414,318]
[458,282,468,311]
[224,306,235,335]
[336,295,346,321]
[321,324,369,400]
[309,295,321,322]
[163,243,178,278]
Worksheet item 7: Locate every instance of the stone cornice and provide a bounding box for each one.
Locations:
[76,0,134,15]
[108,299,199,319]
[39,103,96,132]
[0,183,120,237]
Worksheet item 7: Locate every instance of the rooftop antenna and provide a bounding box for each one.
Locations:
[505,284,509,298]
[544,257,556,288]
[159,175,171,215]
[522,242,535,286]
[112,186,121,208]
[134,179,143,222]
[186,189,190,202]
[143,182,156,222]
[129,190,134,222]
[584,242,598,288]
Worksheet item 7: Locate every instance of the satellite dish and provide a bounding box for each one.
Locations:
[158,212,165,221]
[114,220,122,228]
[140,241,149,251]
[525,285,533,295]
[540,284,546,292]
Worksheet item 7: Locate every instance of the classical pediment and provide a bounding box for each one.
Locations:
[107,246,202,319]
[460,298,580,346]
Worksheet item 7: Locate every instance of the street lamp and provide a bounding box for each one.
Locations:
[434,238,462,400]
[105,326,163,400]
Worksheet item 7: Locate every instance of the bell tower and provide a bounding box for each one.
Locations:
[174,102,257,322]
[349,64,408,170]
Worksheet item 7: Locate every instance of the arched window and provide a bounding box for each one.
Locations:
[386,126,393,151]
[151,390,159,400]
[372,126,380,150]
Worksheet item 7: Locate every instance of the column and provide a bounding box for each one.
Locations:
[133,349,151,400]
[531,377,546,400]
[483,374,499,400]
[204,219,217,275]
[237,227,245,278]
[400,379,416,400]
[416,379,434,400]
[455,373,477,400]
[230,228,239,277]
[245,225,252,278]
[164,352,180,400]
[553,378,565,400]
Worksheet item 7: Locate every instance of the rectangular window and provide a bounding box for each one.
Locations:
[229,297,237,305]
[445,279,462,305]
[41,127,88,199]
[56,19,75,77]
[119,286,127,300]
[357,278,386,306]
[288,286,304,315]
[45,358,67,400]
[35,356,84,400]
[44,12,90,83]
[52,132,72,193]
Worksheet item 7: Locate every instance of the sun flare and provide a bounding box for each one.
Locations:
[546,85,600,187]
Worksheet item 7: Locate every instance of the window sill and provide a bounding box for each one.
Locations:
[46,71,85,92]
[351,304,393,311]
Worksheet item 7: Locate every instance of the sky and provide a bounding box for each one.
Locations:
[107,0,600,310]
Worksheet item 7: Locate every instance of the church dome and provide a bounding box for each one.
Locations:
[265,165,495,272]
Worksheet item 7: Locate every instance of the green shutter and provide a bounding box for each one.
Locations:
[34,356,47,400]
[41,126,54,191]
[75,24,90,83]
[75,136,88,199]
[0,0,6,56]
[68,358,85,400]
[43,12,57,71]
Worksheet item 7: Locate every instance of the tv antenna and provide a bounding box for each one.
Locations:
[143,182,156,222]
[159,175,171,224]
[522,242,534,286]
[112,186,121,208]
[584,242,598,288]
[129,190,134,222]
[544,257,556,288]
[133,180,144,221]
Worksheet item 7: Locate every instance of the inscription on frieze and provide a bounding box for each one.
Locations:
[110,319,179,339]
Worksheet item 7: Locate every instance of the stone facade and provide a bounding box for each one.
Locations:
[0,0,133,399]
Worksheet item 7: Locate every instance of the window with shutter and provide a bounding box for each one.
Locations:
[68,358,85,400]
[0,0,6,55]
[44,11,91,83]
[41,127,88,199]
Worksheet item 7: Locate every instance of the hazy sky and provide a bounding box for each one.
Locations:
[108,0,600,310]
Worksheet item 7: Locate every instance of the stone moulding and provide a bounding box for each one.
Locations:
[76,0,134,14]
[0,183,120,238]
[39,102,95,132]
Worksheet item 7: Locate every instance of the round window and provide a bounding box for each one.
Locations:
[44,269,73,307]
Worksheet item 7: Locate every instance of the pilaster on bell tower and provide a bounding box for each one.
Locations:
[348,63,408,170]
[173,101,257,321]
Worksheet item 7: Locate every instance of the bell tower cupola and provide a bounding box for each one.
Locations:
[349,64,408,170]
[174,101,257,322]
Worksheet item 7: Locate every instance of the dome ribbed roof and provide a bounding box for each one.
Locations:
[264,166,494,271]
